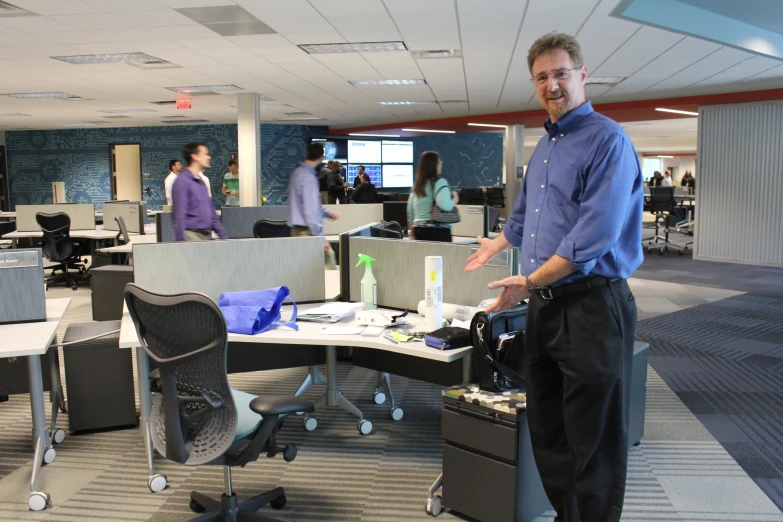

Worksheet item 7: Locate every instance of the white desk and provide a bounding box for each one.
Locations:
[96,234,158,254]
[0,298,70,511]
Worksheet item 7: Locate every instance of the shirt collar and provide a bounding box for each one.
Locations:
[182,168,202,181]
[300,162,316,175]
[544,101,594,136]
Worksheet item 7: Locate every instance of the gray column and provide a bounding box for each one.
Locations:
[237,93,262,207]
[503,125,525,213]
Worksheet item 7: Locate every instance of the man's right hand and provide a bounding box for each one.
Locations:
[465,236,507,273]
[329,212,339,221]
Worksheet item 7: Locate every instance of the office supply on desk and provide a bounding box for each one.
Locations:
[124,284,314,519]
[37,213,89,290]
[418,301,479,322]
[0,249,46,324]
[356,309,410,326]
[356,253,377,310]
[218,286,298,335]
[424,256,443,331]
[424,327,471,350]
[298,301,363,323]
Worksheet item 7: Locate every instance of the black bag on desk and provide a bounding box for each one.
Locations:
[471,304,527,392]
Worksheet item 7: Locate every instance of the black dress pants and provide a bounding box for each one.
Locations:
[525,279,637,522]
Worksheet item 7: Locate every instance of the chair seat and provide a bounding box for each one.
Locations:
[250,395,314,416]
[231,389,263,441]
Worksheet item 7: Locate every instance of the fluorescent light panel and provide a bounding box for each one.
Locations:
[167,85,243,94]
[349,133,401,138]
[300,41,406,54]
[276,117,325,121]
[97,109,156,114]
[411,49,462,59]
[57,123,100,127]
[0,113,31,117]
[401,128,455,134]
[655,108,699,116]
[657,155,674,158]
[350,79,426,86]
[4,92,77,99]
[52,52,161,65]
[468,123,507,128]
[585,77,625,85]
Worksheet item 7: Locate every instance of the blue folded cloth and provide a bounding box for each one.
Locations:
[218,286,298,335]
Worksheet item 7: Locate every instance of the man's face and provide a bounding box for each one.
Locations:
[172,161,182,174]
[358,167,365,176]
[229,164,239,175]
[361,176,368,184]
[532,48,587,123]
[193,146,211,170]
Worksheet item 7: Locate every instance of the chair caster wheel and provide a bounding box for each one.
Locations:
[43,447,56,465]
[271,495,287,510]
[71,285,77,291]
[389,407,403,421]
[658,250,664,256]
[28,491,50,511]
[148,474,167,493]
[426,495,442,516]
[358,419,373,435]
[303,416,318,432]
[190,499,206,513]
[51,428,65,445]
[373,390,386,405]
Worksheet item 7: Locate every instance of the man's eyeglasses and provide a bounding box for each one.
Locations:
[531,67,581,86]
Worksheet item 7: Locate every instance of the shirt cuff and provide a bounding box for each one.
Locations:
[503,225,523,248]
[555,238,597,275]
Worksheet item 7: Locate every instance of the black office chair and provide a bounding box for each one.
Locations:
[253,220,289,238]
[124,284,314,522]
[412,225,452,243]
[485,187,505,208]
[37,212,88,290]
[647,187,684,255]
[114,215,131,265]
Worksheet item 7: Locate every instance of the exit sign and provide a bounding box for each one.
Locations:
[176,98,191,110]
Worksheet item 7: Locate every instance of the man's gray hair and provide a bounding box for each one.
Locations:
[527,32,584,73]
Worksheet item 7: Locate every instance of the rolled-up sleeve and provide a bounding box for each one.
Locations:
[555,133,637,274]
[502,174,527,247]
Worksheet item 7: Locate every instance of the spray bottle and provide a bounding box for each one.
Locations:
[356,254,377,310]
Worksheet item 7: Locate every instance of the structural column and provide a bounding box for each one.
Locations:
[237,93,262,207]
[503,125,525,213]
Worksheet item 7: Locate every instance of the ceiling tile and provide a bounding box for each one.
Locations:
[281,32,346,45]
[147,24,218,39]
[314,53,383,80]
[645,46,753,91]
[576,0,640,69]
[742,63,783,82]
[89,28,166,42]
[40,31,108,45]
[80,0,167,11]
[310,0,388,18]
[199,46,256,58]
[10,0,101,15]
[225,34,290,47]
[328,16,401,42]
[175,37,238,50]
[0,16,77,33]
[242,1,327,34]
[417,59,466,102]
[114,9,197,27]
[249,45,305,57]
[385,0,459,51]
[157,0,236,7]
[52,13,136,31]
[592,26,684,79]
[0,32,57,47]
[692,55,783,86]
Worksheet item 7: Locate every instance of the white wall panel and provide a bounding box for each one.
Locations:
[695,101,783,267]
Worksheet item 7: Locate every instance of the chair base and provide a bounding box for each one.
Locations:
[45,263,89,290]
[190,488,287,522]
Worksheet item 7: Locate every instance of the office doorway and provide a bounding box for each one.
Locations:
[110,143,142,201]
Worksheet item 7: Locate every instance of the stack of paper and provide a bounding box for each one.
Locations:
[298,302,364,323]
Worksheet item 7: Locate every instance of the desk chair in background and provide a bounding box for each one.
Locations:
[412,225,452,243]
[114,215,131,265]
[125,284,314,522]
[253,220,290,238]
[37,212,89,290]
[647,187,684,256]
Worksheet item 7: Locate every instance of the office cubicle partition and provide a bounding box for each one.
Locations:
[221,206,289,239]
[323,203,383,235]
[102,201,147,234]
[347,236,518,311]
[133,237,326,303]
[16,204,95,232]
[450,205,489,238]
[155,212,175,242]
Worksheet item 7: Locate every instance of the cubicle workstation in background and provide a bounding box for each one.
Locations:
[102,201,148,234]
[322,203,383,236]
[15,204,96,232]
[220,205,289,238]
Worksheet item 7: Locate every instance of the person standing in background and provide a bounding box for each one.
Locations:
[351,174,377,203]
[327,161,349,204]
[648,171,663,187]
[681,169,695,192]
[222,159,240,207]
[318,160,333,204]
[164,159,182,206]
[353,165,366,188]
[662,170,673,187]
[172,142,227,242]
[288,143,340,269]
[406,151,458,239]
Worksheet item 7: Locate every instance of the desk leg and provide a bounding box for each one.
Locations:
[295,365,327,397]
[27,354,54,511]
[135,347,167,493]
[47,348,66,445]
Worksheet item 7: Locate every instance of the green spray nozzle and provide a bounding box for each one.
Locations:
[356,253,376,268]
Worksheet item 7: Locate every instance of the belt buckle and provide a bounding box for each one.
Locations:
[539,287,554,300]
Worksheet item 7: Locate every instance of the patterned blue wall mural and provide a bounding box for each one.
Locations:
[6,124,325,210]
[412,131,503,188]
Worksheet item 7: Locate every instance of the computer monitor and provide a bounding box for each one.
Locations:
[348,140,382,164]
[382,164,414,188]
[347,165,382,186]
[382,201,408,236]
[381,140,413,163]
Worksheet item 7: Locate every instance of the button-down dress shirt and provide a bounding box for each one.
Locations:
[171,168,226,241]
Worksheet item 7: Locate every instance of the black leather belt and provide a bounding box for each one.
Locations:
[186,228,211,234]
[535,276,621,301]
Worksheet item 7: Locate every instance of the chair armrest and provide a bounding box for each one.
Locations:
[250,395,314,416]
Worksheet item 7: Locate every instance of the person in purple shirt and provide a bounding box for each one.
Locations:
[172,142,227,242]
[466,33,643,522]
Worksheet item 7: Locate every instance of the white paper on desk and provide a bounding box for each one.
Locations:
[299,302,363,323]
[451,318,471,329]
[320,327,363,335]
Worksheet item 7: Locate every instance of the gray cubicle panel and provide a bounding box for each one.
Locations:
[132,237,326,303]
[15,204,95,232]
[156,212,175,242]
[323,203,383,235]
[221,205,289,239]
[451,205,487,238]
[348,237,518,310]
[102,202,147,234]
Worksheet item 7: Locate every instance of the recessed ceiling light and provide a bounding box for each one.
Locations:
[0,113,31,117]
[167,85,243,94]
[657,155,674,158]
[276,117,325,121]
[97,109,157,114]
[656,108,699,116]
[586,77,625,86]
[401,128,455,134]
[300,41,407,54]
[52,52,161,65]
[285,112,316,117]
[411,50,462,59]
[161,119,211,124]
[57,123,100,127]
[467,123,507,128]
[377,101,438,105]
[4,92,78,99]
[350,79,426,86]
[349,133,402,138]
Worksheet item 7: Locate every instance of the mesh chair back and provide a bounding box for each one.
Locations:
[413,225,452,243]
[253,220,290,238]
[115,215,130,245]
[36,212,73,262]
[124,284,236,466]
[649,187,677,214]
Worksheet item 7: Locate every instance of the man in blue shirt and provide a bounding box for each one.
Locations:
[172,142,226,242]
[466,33,643,522]
[288,143,339,269]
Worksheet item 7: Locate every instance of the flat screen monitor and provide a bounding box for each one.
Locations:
[348,140,382,164]
[381,140,413,163]
[311,138,347,161]
[347,164,382,186]
[382,164,414,188]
